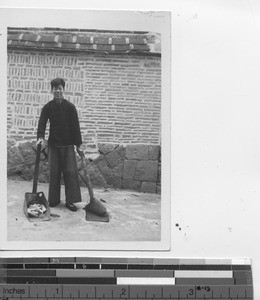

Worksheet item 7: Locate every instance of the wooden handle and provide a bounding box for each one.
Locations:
[32,143,42,193]
[79,157,94,200]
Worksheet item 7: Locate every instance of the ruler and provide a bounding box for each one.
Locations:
[0,257,253,299]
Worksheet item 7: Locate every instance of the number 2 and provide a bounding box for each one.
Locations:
[121,288,126,296]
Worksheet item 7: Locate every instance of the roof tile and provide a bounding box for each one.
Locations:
[23,41,38,47]
[60,43,78,49]
[129,36,147,44]
[132,44,149,51]
[114,45,131,51]
[113,37,127,45]
[8,33,21,41]
[21,33,38,42]
[93,37,109,44]
[96,44,112,51]
[77,44,95,50]
[76,36,91,44]
[8,40,19,46]
[39,35,56,43]
[58,34,74,43]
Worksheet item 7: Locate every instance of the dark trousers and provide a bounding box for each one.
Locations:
[48,145,82,205]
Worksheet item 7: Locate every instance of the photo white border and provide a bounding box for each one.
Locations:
[0,8,171,251]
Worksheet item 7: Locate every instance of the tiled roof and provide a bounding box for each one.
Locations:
[7,28,161,55]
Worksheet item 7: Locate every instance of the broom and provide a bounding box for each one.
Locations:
[78,157,109,219]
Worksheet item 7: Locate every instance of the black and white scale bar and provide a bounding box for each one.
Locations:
[0,284,254,299]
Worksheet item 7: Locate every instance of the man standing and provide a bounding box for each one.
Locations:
[37,78,84,212]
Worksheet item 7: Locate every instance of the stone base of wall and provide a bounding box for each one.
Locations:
[7,141,161,194]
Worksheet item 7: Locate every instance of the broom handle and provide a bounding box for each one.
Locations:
[32,143,41,193]
[80,158,94,200]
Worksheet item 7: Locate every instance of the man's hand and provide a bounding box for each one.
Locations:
[36,138,44,146]
[77,145,85,158]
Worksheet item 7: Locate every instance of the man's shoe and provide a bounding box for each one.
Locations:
[49,200,61,208]
[65,203,77,212]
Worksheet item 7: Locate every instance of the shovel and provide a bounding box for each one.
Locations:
[24,143,50,222]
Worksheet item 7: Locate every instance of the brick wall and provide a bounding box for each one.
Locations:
[7,50,161,149]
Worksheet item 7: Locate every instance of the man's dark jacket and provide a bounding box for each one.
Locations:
[37,99,82,147]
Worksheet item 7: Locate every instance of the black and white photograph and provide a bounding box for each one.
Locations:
[0,9,171,250]
[4,1,260,297]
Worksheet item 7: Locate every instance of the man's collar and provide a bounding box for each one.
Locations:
[54,98,64,104]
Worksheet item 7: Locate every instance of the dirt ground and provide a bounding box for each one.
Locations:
[7,180,161,242]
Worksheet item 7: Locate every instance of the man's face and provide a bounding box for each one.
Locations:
[52,84,64,101]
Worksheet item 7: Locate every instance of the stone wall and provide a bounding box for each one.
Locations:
[8,141,161,194]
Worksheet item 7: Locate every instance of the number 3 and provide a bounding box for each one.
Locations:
[189,289,194,295]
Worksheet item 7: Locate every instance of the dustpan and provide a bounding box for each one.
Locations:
[23,143,50,222]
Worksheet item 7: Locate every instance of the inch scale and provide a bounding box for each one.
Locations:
[0,257,253,299]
